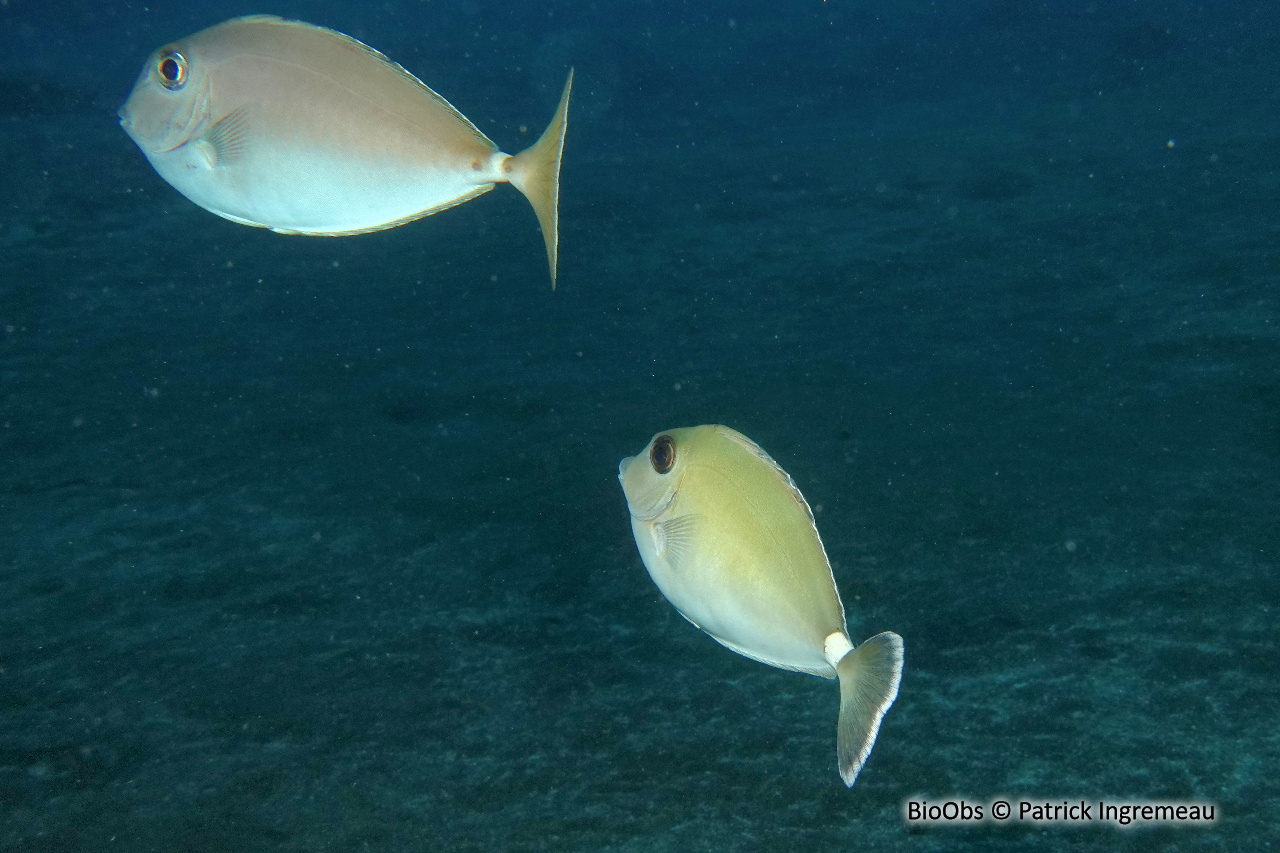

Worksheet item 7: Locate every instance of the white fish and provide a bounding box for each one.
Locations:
[619,425,904,786]
[118,15,572,286]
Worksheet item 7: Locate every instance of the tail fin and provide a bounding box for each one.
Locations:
[835,631,904,787]
[507,69,573,289]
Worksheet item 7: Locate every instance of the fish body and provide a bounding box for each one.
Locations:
[119,15,571,285]
[618,425,903,786]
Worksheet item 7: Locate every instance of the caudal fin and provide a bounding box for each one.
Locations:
[507,69,573,289]
[835,630,904,787]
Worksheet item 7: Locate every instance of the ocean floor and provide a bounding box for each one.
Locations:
[2,3,1278,850]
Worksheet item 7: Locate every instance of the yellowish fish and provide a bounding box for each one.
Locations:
[618,425,904,787]
[118,15,572,286]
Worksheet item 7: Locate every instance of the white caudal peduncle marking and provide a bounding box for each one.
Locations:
[823,631,854,667]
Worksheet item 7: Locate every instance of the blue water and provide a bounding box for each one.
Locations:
[2,1,1277,850]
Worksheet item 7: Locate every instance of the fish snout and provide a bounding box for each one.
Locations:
[617,454,638,485]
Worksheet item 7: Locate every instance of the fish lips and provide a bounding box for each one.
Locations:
[116,97,152,150]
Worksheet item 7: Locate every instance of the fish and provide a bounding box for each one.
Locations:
[118,15,573,287]
[618,425,904,787]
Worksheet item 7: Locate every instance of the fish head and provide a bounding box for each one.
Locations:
[618,426,712,523]
[119,37,212,155]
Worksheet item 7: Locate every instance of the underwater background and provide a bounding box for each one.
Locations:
[2,0,1277,850]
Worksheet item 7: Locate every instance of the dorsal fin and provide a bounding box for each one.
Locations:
[717,426,817,526]
[714,425,845,626]
[243,15,495,150]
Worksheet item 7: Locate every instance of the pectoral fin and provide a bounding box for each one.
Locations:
[834,631,904,787]
[201,105,252,166]
[655,513,699,570]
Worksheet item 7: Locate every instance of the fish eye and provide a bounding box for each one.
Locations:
[650,434,676,474]
[157,50,188,90]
